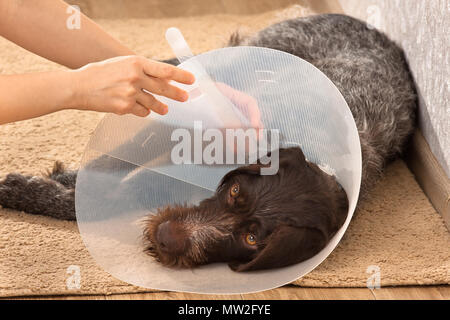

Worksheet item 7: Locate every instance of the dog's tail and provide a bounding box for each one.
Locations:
[228,31,246,46]
[0,162,77,220]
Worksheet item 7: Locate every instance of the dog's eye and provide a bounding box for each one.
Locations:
[230,183,240,198]
[244,233,257,246]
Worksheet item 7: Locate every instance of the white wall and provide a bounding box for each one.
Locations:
[339,0,449,178]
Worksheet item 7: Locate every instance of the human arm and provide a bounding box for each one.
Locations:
[0,1,195,124]
[0,0,134,69]
[0,56,194,124]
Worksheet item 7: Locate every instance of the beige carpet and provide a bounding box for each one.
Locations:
[0,3,449,297]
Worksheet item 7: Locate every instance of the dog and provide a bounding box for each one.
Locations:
[144,147,349,271]
[0,14,417,271]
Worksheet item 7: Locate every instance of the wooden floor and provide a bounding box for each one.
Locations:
[7,285,450,300]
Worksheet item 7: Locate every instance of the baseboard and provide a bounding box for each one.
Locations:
[406,129,450,232]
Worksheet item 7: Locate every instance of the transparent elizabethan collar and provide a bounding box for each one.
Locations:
[75,30,362,294]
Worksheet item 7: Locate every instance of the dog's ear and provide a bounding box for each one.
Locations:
[229,225,327,272]
[234,163,266,175]
[219,163,267,187]
[278,147,307,167]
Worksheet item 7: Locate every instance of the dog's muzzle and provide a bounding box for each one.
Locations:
[156,221,190,255]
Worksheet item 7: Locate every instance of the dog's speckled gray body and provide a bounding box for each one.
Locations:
[230,14,417,197]
[0,15,416,223]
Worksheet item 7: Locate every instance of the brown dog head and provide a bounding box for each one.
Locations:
[144,147,348,271]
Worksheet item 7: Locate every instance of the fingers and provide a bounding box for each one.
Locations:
[137,91,168,115]
[142,59,195,85]
[129,102,151,117]
[215,82,264,130]
[140,77,188,102]
[241,95,263,130]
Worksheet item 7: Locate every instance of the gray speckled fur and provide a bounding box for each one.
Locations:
[231,14,417,197]
[0,162,76,220]
[0,14,417,220]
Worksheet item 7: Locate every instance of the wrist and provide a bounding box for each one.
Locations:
[63,68,89,110]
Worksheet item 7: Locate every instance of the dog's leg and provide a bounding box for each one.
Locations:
[0,170,75,220]
[46,161,77,189]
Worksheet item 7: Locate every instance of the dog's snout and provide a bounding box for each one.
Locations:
[156,221,188,254]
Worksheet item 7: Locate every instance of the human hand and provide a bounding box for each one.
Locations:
[211,83,265,157]
[72,56,195,117]
[215,82,264,133]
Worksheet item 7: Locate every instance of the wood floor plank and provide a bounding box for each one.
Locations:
[437,286,450,299]
[10,294,107,300]
[241,286,375,300]
[4,286,449,300]
[104,291,242,300]
[371,286,446,300]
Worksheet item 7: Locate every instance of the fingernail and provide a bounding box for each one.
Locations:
[187,72,195,84]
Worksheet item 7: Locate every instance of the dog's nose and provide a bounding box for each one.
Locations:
[156,221,188,254]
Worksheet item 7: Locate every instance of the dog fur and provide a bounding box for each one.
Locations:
[0,14,417,271]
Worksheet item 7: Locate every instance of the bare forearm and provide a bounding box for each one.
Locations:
[0,56,195,124]
[0,71,78,124]
[0,1,195,125]
[0,0,134,69]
